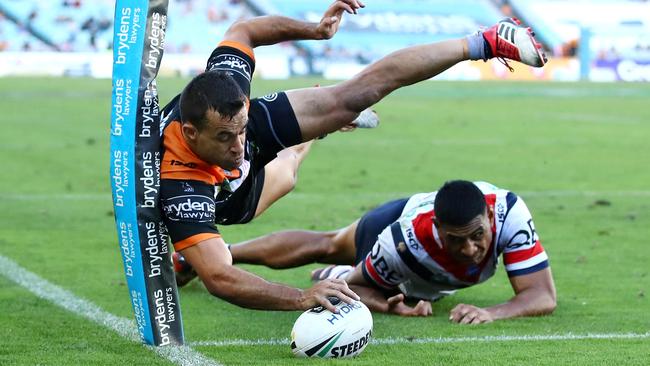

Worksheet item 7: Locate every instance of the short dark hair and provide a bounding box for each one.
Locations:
[434,180,486,226]
[179,71,246,130]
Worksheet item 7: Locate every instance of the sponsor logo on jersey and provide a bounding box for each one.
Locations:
[261,93,278,102]
[181,182,194,193]
[496,201,506,223]
[162,194,215,222]
[367,244,401,286]
[405,227,420,250]
[209,54,251,80]
[169,159,197,169]
[506,218,538,250]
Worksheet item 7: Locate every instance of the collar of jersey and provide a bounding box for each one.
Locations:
[162,121,241,185]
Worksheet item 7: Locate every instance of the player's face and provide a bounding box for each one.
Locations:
[187,106,248,170]
[437,207,494,265]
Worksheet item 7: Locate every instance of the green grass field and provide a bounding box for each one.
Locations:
[1,77,649,365]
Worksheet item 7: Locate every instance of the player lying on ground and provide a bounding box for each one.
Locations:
[222,180,556,323]
[162,0,549,313]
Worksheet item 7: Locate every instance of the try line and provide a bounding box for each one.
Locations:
[2,253,647,358]
[190,331,650,347]
[0,253,222,366]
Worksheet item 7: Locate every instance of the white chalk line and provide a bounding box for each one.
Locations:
[0,254,222,366]
[190,331,650,348]
[1,253,648,359]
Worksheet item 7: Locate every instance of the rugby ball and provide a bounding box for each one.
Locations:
[290,298,373,358]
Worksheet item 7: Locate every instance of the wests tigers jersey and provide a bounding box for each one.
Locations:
[362,182,549,301]
[159,40,303,252]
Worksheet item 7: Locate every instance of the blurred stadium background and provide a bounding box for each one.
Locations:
[1,0,649,82]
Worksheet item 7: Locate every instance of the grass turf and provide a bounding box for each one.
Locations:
[0,77,649,365]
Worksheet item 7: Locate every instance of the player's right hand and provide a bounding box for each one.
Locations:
[330,0,365,15]
[449,303,494,324]
[387,293,432,317]
[316,0,365,40]
[301,278,360,313]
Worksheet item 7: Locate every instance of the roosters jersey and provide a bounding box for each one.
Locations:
[362,182,549,301]
[159,41,302,251]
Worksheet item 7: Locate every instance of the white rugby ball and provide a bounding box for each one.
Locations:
[291,298,373,358]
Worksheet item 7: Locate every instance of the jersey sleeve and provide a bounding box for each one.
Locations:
[160,179,221,251]
[361,225,408,292]
[500,197,549,277]
[205,41,255,98]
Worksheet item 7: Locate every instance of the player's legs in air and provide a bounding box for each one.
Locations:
[287,17,546,142]
[172,17,545,287]
[255,107,379,218]
[254,141,314,218]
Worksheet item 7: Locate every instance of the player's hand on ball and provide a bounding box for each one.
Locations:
[302,278,360,313]
[449,304,494,324]
[386,293,432,317]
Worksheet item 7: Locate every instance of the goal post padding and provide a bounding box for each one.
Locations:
[110,0,184,346]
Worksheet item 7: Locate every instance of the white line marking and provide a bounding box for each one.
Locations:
[190,332,650,347]
[0,254,222,366]
[2,252,648,357]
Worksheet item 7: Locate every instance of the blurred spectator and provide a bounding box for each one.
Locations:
[27,9,38,25]
[207,6,229,23]
[0,14,6,51]
[494,0,514,17]
[560,39,578,57]
[62,1,82,8]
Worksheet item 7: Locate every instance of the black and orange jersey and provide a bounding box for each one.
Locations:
[160,41,302,252]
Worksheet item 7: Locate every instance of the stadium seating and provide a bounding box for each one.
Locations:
[0,0,511,59]
[0,0,249,52]
[250,0,504,63]
[0,2,49,51]
[2,0,647,81]
[508,0,650,58]
[165,0,251,54]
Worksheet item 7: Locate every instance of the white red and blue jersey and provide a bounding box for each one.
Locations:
[361,182,549,301]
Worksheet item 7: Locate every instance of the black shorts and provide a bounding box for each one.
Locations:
[214,91,302,225]
[247,92,303,167]
[354,198,409,264]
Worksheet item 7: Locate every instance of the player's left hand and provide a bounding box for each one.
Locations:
[449,303,494,324]
[316,0,365,40]
[387,293,432,317]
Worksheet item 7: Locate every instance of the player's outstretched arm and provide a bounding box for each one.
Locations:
[345,266,431,316]
[180,237,359,313]
[222,0,363,49]
[449,267,557,324]
[345,285,431,317]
